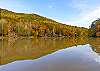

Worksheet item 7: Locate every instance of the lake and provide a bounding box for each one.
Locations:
[0,37,100,71]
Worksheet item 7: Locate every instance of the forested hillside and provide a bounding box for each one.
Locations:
[0,8,88,37]
[89,18,100,37]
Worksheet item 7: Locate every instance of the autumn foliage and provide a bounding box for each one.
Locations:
[0,8,88,37]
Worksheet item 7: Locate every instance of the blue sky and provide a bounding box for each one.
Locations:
[0,0,100,28]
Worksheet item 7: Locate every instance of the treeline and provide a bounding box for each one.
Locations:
[0,8,88,37]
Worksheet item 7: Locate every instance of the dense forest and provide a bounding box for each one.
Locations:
[0,8,89,37]
[89,18,100,37]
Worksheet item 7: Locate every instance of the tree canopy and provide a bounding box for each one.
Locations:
[89,18,100,37]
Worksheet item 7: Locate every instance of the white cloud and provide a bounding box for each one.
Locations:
[80,7,100,23]
[73,7,100,28]
[64,6,100,27]
[66,0,100,28]
[59,6,100,28]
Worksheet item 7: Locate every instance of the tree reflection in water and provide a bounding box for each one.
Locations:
[0,37,100,65]
[89,38,100,55]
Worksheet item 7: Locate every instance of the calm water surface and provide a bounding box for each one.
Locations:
[0,37,100,71]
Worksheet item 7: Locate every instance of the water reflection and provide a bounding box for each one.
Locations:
[0,37,100,71]
[89,38,100,64]
[0,44,100,71]
[0,37,88,65]
[89,38,100,54]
